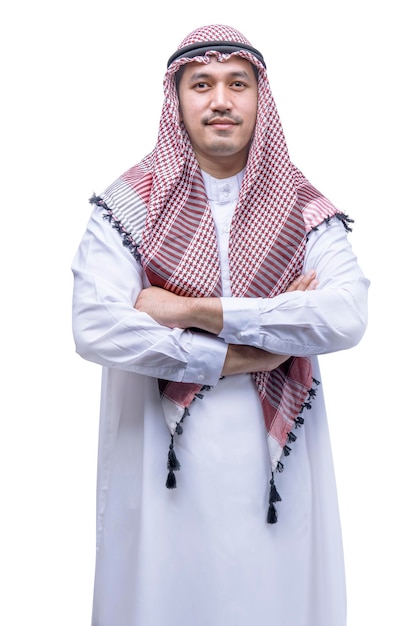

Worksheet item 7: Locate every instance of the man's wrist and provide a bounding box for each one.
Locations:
[187,297,223,335]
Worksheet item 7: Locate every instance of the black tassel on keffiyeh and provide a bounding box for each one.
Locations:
[267,472,282,523]
[166,435,181,489]
[266,377,320,524]
[164,386,212,490]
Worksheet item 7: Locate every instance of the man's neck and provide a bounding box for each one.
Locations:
[195,152,248,179]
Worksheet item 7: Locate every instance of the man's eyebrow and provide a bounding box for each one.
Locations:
[187,69,252,82]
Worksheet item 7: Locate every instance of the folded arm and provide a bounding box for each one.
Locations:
[72,207,369,384]
[219,219,369,356]
[71,206,227,384]
[134,271,319,375]
[135,218,369,358]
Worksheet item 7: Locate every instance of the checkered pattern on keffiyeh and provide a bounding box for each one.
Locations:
[96,25,343,522]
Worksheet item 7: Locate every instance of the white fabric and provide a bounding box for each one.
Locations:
[72,176,369,626]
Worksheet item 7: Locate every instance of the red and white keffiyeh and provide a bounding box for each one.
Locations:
[92,25,350,522]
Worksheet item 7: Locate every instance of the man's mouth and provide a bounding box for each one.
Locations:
[206,117,238,130]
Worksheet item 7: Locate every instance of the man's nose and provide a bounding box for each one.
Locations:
[210,84,232,110]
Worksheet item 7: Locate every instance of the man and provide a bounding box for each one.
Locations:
[72,24,369,626]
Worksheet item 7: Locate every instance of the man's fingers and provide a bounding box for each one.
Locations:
[286,270,317,292]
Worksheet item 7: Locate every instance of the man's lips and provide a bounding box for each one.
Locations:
[208,118,236,124]
[206,118,238,129]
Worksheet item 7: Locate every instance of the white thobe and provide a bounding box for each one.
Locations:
[72,171,369,626]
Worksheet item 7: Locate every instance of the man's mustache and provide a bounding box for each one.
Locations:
[202,113,243,125]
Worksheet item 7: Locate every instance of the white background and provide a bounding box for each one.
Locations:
[1,0,416,624]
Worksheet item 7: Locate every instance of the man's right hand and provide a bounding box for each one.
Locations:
[222,345,289,376]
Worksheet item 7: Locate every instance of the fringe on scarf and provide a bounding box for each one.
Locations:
[309,212,354,235]
[163,378,320,525]
[267,377,320,523]
[89,194,142,263]
[165,386,212,489]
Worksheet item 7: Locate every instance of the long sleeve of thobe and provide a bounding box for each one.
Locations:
[219,218,369,355]
[71,206,227,385]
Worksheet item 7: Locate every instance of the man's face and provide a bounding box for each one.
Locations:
[177,56,258,177]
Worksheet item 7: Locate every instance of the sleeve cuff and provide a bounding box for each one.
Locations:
[182,331,228,386]
[218,297,261,344]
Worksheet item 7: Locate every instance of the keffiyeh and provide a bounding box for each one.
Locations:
[91,24,351,522]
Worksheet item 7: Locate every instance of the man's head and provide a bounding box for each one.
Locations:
[164,25,267,178]
[150,24,293,210]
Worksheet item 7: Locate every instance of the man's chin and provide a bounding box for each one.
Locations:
[206,141,238,156]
